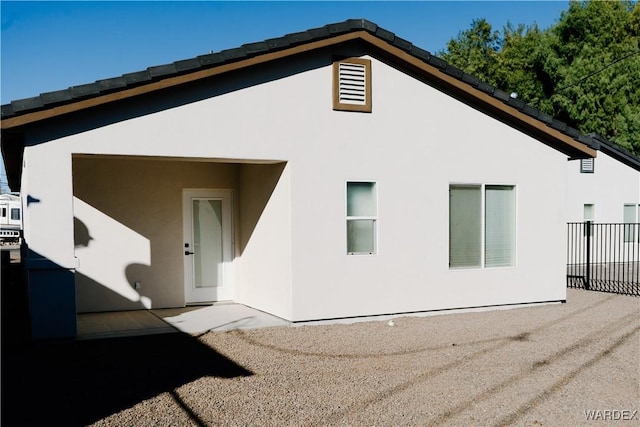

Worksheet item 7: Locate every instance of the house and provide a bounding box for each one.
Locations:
[565,136,640,294]
[566,135,640,223]
[1,19,597,340]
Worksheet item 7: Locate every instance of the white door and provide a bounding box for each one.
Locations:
[183,189,234,303]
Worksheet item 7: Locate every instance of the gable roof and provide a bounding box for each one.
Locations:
[1,18,600,189]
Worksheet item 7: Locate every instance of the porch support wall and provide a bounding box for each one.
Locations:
[21,145,78,339]
[236,162,292,320]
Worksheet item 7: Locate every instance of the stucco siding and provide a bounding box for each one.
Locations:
[236,163,292,320]
[21,143,76,269]
[21,52,570,323]
[288,57,568,320]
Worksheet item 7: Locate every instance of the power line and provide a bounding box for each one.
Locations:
[556,49,640,92]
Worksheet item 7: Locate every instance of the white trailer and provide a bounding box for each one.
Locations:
[0,193,22,245]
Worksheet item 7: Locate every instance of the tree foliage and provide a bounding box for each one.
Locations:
[438,0,640,155]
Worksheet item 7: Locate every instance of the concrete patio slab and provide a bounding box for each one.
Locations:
[76,303,291,339]
[153,303,291,334]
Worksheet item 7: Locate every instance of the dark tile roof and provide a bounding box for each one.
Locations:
[0,18,605,154]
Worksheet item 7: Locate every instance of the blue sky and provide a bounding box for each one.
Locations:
[0,0,571,191]
[1,1,572,103]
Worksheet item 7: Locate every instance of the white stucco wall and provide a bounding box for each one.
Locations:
[21,142,77,269]
[566,151,640,223]
[21,52,572,323]
[286,57,568,320]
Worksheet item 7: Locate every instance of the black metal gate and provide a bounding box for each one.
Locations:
[567,222,639,296]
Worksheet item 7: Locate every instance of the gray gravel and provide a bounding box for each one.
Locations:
[91,289,639,427]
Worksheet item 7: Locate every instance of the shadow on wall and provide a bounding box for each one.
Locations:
[1,332,253,426]
[73,197,152,312]
[75,271,150,313]
[73,217,93,247]
[238,162,287,255]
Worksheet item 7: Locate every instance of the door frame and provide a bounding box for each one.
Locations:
[182,188,234,304]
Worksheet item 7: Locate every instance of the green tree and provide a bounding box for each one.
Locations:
[439,0,640,155]
[549,1,640,152]
[440,18,501,83]
[494,23,555,112]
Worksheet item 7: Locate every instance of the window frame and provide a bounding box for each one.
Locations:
[332,57,372,113]
[583,203,595,236]
[583,203,595,222]
[623,203,638,243]
[449,183,517,269]
[346,180,378,255]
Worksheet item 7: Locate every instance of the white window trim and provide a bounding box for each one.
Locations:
[449,183,517,270]
[346,180,378,255]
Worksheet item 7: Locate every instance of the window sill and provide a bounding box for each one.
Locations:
[449,265,516,271]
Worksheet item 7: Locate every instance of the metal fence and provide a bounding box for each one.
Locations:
[567,222,639,296]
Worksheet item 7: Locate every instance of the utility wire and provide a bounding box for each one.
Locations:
[556,49,640,92]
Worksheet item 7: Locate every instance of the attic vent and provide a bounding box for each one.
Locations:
[333,58,372,113]
[339,63,366,104]
[580,158,595,173]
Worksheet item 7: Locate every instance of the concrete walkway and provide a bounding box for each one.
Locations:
[77,303,291,339]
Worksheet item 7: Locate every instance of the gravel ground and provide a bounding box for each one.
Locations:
[3,288,639,426]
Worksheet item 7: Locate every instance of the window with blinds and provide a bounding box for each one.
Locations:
[449,184,516,268]
[333,58,372,112]
[484,186,516,267]
[449,185,482,267]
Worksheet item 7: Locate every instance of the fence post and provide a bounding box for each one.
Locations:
[585,220,591,290]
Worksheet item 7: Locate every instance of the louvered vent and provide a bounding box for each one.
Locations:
[338,62,367,105]
[333,58,371,112]
[580,158,595,173]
